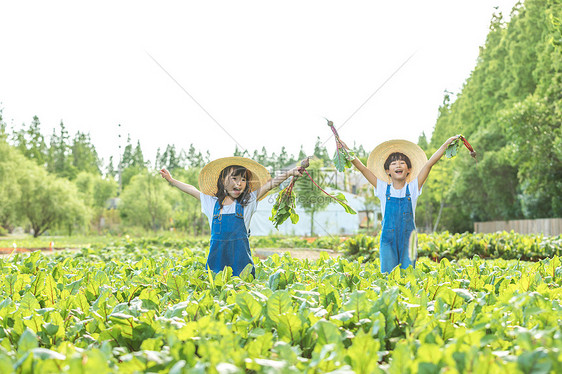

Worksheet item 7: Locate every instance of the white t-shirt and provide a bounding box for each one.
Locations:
[200,191,259,233]
[375,178,422,220]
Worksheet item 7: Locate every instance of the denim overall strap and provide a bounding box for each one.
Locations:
[208,200,254,277]
[379,183,416,273]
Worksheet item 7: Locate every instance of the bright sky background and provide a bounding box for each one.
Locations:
[0,0,519,168]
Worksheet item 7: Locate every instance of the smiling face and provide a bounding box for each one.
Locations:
[384,152,412,182]
[386,159,411,181]
[224,171,248,198]
[216,165,251,204]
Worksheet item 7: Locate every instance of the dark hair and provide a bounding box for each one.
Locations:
[384,152,412,171]
[215,165,253,208]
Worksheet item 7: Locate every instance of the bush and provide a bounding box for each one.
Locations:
[342,234,380,262]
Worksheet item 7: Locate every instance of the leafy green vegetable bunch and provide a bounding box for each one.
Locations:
[326,119,356,172]
[270,158,357,229]
[446,134,477,161]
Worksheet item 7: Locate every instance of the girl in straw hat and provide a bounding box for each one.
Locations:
[341,136,459,273]
[160,157,302,278]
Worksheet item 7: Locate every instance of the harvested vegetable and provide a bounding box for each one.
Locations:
[326,118,356,172]
[269,158,309,229]
[446,134,477,161]
[269,157,357,229]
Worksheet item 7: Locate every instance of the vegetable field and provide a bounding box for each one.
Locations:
[0,240,561,373]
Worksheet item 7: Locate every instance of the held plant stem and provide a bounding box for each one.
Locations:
[302,169,348,207]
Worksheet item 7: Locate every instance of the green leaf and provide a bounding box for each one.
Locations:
[311,320,341,347]
[277,312,302,342]
[445,138,461,158]
[343,290,371,320]
[167,274,186,301]
[20,292,40,315]
[17,328,38,354]
[29,270,46,296]
[333,149,347,172]
[290,212,299,224]
[267,291,292,323]
[346,332,381,374]
[330,192,357,214]
[236,292,263,323]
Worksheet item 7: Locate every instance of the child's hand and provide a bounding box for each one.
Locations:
[338,138,350,150]
[444,135,460,147]
[160,168,173,182]
[290,167,304,177]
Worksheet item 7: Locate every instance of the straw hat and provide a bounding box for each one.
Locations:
[367,139,428,182]
[198,157,271,200]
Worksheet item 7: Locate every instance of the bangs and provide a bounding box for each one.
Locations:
[384,152,412,169]
[229,165,250,178]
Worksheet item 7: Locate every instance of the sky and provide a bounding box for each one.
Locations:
[0,0,520,168]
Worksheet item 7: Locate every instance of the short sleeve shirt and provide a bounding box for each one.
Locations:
[375,178,422,220]
[200,191,259,232]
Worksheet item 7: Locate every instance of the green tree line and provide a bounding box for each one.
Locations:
[0,113,342,237]
[417,0,561,232]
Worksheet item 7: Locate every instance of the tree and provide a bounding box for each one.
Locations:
[0,140,24,231]
[72,132,101,176]
[106,156,117,179]
[11,116,48,166]
[47,121,75,179]
[295,158,331,236]
[0,108,6,141]
[74,172,117,233]
[297,145,307,162]
[418,132,429,151]
[358,183,379,233]
[74,172,117,208]
[313,137,330,165]
[119,171,172,231]
[255,146,269,166]
[119,137,147,188]
[186,144,207,168]
[157,144,184,172]
[17,162,88,237]
[164,168,209,235]
[425,1,562,231]
[499,95,562,217]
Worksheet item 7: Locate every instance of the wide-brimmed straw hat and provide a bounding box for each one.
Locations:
[367,139,428,182]
[198,157,271,200]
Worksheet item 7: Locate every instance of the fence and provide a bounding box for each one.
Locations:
[474,218,562,236]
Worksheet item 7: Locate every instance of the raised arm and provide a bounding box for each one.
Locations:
[417,135,459,188]
[351,158,377,188]
[339,138,377,188]
[160,168,201,200]
[256,166,303,201]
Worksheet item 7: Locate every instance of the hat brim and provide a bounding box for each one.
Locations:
[198,157,271,201]
[367,140,428,183]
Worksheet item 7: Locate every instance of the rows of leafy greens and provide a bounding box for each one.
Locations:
[0,242,561,373]
[344,232,562,263]
[53,232,561,263]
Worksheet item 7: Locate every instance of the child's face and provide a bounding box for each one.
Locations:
[385,159,411,181]
[224,171,247,199]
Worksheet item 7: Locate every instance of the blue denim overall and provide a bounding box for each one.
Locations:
[379,184,416,273]
[207,200,255,277]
